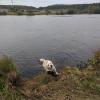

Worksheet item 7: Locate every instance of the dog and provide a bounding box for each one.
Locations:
[39,59,59,77]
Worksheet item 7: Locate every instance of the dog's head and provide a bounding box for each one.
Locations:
[39,59,54,68]
[39,59,53,66]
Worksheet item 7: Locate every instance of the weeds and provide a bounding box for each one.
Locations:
[0,55,16,74]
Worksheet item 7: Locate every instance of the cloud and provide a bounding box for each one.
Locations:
[0,0,100,7]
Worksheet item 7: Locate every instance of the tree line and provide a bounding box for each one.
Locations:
[0,3,100,15]
[40,3,100,14]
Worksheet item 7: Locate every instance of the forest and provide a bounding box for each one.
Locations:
[0,3,100,15]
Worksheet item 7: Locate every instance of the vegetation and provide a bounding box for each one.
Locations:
[30,50,100,100]
[0,55,17,86]
[0,3,100,15]
[0,55,16,73]
[0,11,7,15]
[0,50,100,100]
[0,82,25,100]
[0,56,25,100]
[27,10,35,16]
[38,3,100,15]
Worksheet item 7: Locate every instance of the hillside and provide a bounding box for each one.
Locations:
[39,3,100,14]
[0,50,100,100]
[0,3,100,15]
[0,5,36,15]
[0,5,36,10]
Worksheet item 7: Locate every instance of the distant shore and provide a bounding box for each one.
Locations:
[0,3,100,16]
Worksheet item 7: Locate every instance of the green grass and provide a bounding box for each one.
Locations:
[87,50,100,66]
[0,55,16,74]
[0,56,26,100]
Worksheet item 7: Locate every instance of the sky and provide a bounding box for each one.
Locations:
[0,0,100,7]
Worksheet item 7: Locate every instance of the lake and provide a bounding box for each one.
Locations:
[0,15,100,77]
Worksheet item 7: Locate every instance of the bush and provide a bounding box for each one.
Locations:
[17,11,23,15]
[88,50,100,65]
[67,9,75,14]
[0,84,26,100]
[27,10,34,15]
[0,80,5,92]
[0,55,16,74]
[0,11,7,15]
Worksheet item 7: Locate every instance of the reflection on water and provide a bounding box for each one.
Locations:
[0,15,100,77]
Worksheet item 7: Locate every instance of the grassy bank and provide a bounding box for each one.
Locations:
[0,51,100,100]
[0,56,25,100]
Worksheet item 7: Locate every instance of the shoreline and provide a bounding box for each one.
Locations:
[0,50,100,99]
[0,13,100,16]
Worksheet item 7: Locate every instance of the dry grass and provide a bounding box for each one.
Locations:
[0,50,100,100]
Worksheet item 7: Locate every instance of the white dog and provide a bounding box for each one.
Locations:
[39,59,59,76]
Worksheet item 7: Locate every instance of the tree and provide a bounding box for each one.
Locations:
[45,10,51,15]
[60,10,64,15]
[27,10,34,15]
[67,9,75,14]
[93,7,100,14]
[0,11,7,15]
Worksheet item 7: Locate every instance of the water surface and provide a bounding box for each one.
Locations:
[0,15,100,77]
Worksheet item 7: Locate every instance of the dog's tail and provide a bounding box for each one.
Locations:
[39,59,45,62]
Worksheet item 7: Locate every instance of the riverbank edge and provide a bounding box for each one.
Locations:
[0,50,100,100]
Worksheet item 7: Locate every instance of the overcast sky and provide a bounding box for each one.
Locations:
[0,0,100,7]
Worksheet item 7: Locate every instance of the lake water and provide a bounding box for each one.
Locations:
[0,15,100,77]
